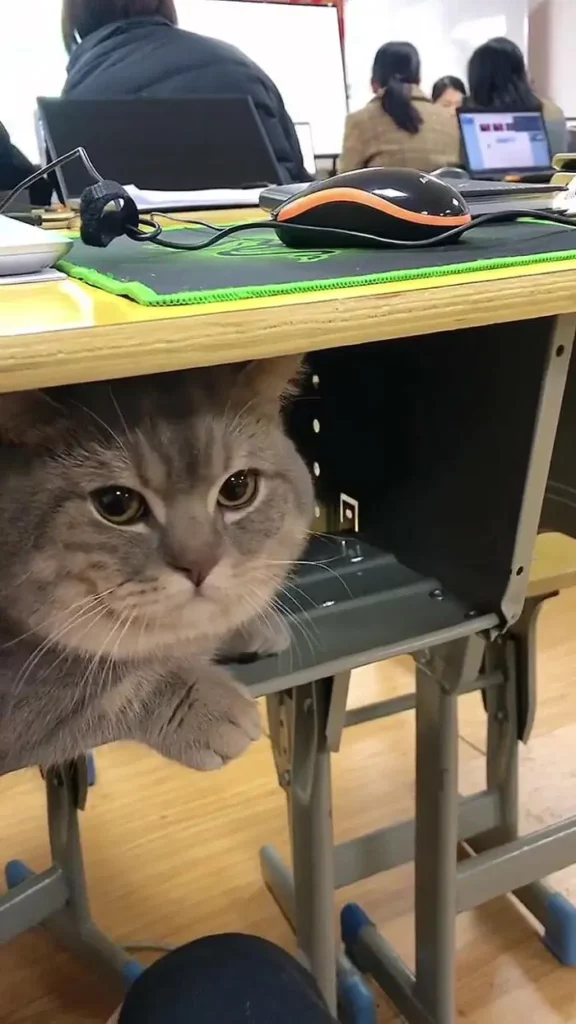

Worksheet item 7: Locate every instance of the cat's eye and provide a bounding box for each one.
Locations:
[217,470,260,510]
[91,486,149,526]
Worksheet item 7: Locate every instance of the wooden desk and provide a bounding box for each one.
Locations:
[2,210,576,1024]
[2,209,576,392]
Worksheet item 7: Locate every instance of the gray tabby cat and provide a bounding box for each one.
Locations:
[0,357,313,775]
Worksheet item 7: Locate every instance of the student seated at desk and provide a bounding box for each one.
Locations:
[431,75,467,112]
[340,41,460,174]
[61,0,309,184]
[466,37,567,157]
[0,119,52,206]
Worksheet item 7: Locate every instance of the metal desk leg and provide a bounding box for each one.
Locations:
[342,636,483,1024]
[466,599,576,965]
[291,682,337,1008]
[262,677,375,1020]
[6,760,141,989]
[507,600,576,964]
[262,681,337,1012]
[413,662,459,1024]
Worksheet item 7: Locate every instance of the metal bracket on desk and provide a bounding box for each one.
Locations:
[508,592,555,743]
[414,633,485,694]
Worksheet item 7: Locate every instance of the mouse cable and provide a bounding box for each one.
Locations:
[0,147,104,217]
[125,207,576,251]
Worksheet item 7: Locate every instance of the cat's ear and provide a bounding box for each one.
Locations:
[0,390,67,445]
[235,355,305,409]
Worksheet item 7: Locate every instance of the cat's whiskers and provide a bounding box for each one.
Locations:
[136,611,150,657]
[70,400,129,457]
[273,586,321,663]
[8,599,114,703]
[0,587,118,652]
[272,594,318,663]
[76,607,133,701]
[245,571,318,669]
[100,609,136,699]
[251,568,320,628]
[34,604,112,684]
[226,397,257,437]
[242,582,296,675]
[0,570,33,600]
[260,558,352,596]
[108,387,131,443]
[249,568,319,662]
[304,529,345,545]
[280,576,321,617]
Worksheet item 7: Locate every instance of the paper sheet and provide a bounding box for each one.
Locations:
[124,185,263,211]
[0,267,66,285]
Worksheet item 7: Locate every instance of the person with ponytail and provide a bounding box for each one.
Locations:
[340,41,460,173]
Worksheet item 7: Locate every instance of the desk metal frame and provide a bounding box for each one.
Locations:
[260,592,576,1024]
[0,313,574,1024]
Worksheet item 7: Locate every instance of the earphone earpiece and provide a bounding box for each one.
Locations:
[79,180,140,248]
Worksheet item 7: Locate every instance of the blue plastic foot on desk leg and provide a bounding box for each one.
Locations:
[341,903,372,968]
[338,904,378,1024]
[545,892,576,965]
[122,960,144,986]
[338,970,377,1024]
[5,859,33,889]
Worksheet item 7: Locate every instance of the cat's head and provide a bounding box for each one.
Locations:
[0,358,313,660]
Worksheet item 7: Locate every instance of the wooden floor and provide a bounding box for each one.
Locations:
[3,591,576,1023]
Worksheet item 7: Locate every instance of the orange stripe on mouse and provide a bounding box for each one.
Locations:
[276,187,471,228]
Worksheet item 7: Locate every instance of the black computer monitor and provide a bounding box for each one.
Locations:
[36,96,282,199]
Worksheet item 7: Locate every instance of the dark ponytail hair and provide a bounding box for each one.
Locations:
[372,41,423,135]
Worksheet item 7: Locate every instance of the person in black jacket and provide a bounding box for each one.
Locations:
[0,120,52,206]
[61,0,309,184]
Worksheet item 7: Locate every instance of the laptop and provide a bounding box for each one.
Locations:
[459,110,554,182]
[36,96,283,204]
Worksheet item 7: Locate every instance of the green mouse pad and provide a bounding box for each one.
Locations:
[58,221,576,307]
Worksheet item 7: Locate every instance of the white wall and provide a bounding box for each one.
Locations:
[528,0,576,115]
[1,0,346,159]
[345,0,529,113]
[2,0,561,162]
[0,0,66,159]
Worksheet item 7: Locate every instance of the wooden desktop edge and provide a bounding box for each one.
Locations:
[1,265,576,393]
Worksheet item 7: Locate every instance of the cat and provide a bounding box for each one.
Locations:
[0,357,313,776]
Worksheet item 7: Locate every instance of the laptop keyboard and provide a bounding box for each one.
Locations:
[456,180,558,197]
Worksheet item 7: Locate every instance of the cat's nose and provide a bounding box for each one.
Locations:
[170,556,218,588]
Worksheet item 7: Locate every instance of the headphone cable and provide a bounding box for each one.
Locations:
[127,207,576,252]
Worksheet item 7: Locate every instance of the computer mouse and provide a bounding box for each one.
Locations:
[432,166,471,181]
[272,167,471,248]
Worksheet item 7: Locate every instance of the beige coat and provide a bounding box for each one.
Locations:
[340,87,460,174]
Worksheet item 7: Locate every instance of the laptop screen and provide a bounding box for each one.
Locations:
[459,111,551,173]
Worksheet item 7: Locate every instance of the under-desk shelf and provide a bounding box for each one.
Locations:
[237,536,497,697]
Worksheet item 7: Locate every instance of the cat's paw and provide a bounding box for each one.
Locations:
[191,676,262,771]
[220,615,291,663]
